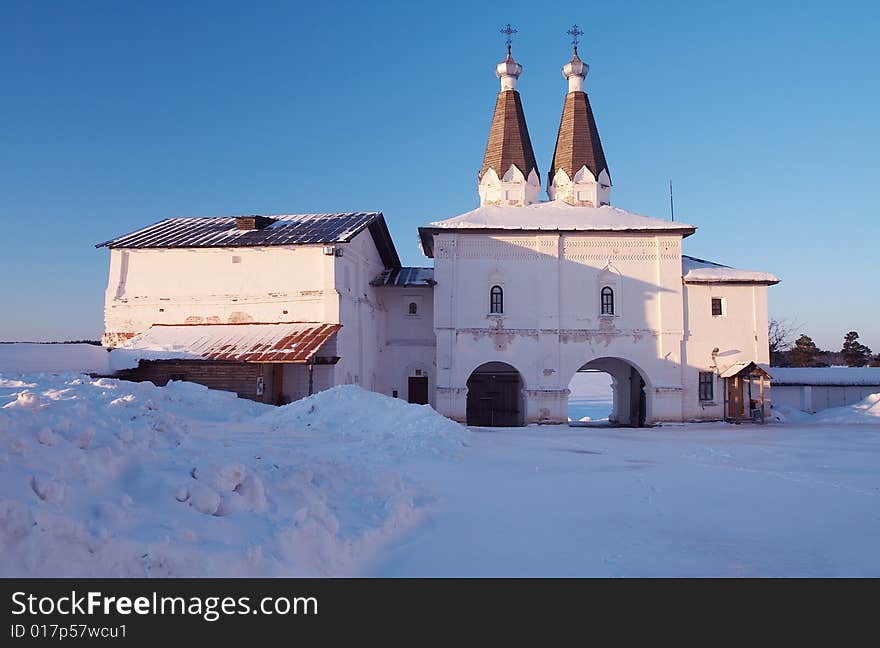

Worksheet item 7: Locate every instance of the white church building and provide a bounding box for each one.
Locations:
[98,37,778,426]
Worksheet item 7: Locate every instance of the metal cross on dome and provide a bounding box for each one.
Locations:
[500,23,517,52]
[567,24,584,49]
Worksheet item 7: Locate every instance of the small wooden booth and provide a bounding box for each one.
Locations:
[720,362,771,424]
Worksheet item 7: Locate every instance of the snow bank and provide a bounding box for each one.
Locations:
[771,367,880,386]
[0,343,110,374]
[0,375,464,577]
[771,393,880,424]
[262,385,470,462]
[813,393,880,424]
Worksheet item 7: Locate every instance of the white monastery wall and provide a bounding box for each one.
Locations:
[681,283,771,419]
[103,246,336,344]
[332,229,387,392]
[379,287,436,406]
[433,230,689,424]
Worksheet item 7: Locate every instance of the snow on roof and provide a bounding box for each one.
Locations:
[682,255,779,285]
[97,212,382,248]
[719,361,771,379]
[109,322,341,371]
[770,367,880,386]
[429,200,696,233]
[96,212,403,269]
[371,267,435,287]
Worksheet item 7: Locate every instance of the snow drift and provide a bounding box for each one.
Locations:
[813,392,880,424]
[771,392,880,424]
[262,385,469,462]
[0,374,469,577]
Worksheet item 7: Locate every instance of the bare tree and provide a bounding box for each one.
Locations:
[768,318,798,365]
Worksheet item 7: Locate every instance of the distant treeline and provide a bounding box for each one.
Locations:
[770,320,878,367]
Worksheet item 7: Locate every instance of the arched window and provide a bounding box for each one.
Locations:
[600,286,614,315]
[490,285,504,314]
[408,302,418,316]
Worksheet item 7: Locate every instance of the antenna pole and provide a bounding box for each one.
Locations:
[669,180,675,222]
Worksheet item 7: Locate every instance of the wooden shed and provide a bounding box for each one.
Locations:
[720,361,771,424]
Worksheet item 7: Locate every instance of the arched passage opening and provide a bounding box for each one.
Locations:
[466,361,524,427]
[568,357,649,427]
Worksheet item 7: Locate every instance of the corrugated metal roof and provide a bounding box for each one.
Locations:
[118,322,341,364]
[97,212,380,249]
[371,267,435,287]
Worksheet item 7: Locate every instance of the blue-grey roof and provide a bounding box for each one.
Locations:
[371,267,435,287]
[97,212,401,268]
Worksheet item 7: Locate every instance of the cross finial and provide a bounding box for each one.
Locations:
[566,24,584,52]
[500,23,517,54]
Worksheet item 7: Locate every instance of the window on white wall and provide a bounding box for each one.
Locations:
[408,301,418,316]
[600,286,614,315]
[490,285,504,314]
[711,297,724,317]
[698,372,715,401]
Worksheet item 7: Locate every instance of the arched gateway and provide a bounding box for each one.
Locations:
[466,362,524,426]
[568,357,649,427]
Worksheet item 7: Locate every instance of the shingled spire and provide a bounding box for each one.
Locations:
[478,26,540,207]
[548,27,611,207]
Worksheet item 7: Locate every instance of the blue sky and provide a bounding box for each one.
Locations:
[1,0,877,351]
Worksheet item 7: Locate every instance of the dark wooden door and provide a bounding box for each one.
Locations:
[408,376,429,405]
[727,377,742,418]
[466,374,520,426]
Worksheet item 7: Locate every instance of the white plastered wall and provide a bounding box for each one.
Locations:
[432,230,687,424]
[102,245,337,344]
[479,166,541,207]
[378,286,437,406]
[681,282,771,419]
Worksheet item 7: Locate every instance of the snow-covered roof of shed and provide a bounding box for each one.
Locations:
[418,201,696,257]
[770,367,880,386]
[682,255,779,285]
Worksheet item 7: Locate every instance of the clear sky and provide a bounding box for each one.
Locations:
[1,0,877,351]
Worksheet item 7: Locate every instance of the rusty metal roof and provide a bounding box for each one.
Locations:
[119,322,341,364]
[96,212,402,268]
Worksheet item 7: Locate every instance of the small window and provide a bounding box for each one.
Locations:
[711,297,723,317]
[490,285,504,314]
[600,286,614,315]
[698,372,714,401]
[408,301,418,316]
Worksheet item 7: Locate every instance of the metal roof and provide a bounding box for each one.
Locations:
[119,322,341,364]
[371,267,435,287]
[719,361,772,379]
[96,212,402,268]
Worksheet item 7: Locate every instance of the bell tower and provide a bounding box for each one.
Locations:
[548,25,611,206]
[478,24,540,207]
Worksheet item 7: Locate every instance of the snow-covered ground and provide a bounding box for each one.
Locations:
[0,343,110,374]
[0,376,467,577]
[1,372,878,577]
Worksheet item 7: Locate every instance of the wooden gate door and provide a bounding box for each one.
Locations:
[466,374,520,426]
[727,376,743,418]
[407,376,429,405]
